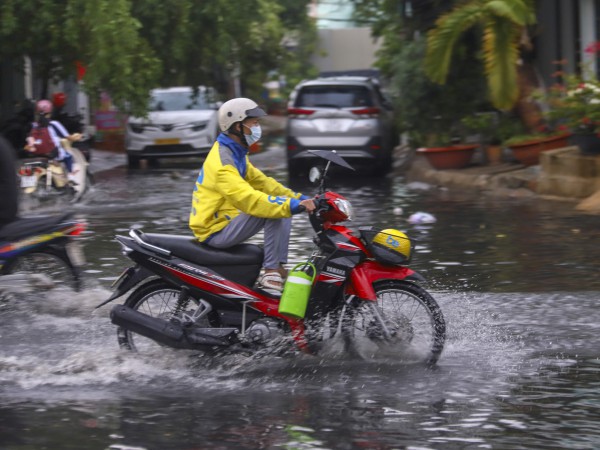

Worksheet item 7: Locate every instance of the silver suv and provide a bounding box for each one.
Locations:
[286,76,396,175]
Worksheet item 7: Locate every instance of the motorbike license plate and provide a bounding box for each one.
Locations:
[66,240,86,266]
[20,175,37,188]
[154,138,180,145]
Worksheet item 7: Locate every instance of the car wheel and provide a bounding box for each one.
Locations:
[127,154,141,169]
[372,153,393,176]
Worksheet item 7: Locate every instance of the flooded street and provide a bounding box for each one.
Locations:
[2,143,600,449]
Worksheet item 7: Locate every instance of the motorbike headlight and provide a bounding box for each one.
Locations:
[334,198,353,221]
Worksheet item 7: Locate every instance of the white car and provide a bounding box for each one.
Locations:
[125,86,220,167]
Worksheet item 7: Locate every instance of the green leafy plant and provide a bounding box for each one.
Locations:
[537,42,600,136]
[391,39,487,148]
[461,112,525,145]
[424,0,536,111]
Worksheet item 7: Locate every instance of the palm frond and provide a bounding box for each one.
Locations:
[485,0,536,26]
[424,3,483,84]
[482,18,521,109]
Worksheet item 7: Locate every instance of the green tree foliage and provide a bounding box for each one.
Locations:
[424,0,536,110]
[0,0,316,116]
[350,0,453,78]
[392,39,487,146]
[351,0,488,146]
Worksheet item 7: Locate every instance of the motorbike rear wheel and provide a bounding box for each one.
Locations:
[2,249,81,293]
[342,281,446,365]
[118,279,211,353]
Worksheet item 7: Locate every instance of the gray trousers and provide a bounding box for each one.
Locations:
[206,214,292,270]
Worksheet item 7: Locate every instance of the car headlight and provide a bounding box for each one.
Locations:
[334,198,353,221]
[190,121,208,132]
[129,123,146,134]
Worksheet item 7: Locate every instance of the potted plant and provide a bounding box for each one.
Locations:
[416,132,478,170]
[540,42,600,155]
[461,112,523,165]
[504,124,572,166]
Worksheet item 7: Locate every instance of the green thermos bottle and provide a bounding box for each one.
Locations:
[278,262,316,319]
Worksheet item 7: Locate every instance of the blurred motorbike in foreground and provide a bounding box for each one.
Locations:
[0,213,87,295]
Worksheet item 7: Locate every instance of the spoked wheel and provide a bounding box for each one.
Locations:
[342,281,446,365]
[2,250,81,293]
[118,279,210,354]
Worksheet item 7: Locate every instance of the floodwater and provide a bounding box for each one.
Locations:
[2,144,600,449]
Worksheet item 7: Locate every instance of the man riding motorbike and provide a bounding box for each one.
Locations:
[189,98,315,292]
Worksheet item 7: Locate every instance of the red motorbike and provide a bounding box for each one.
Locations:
[98,151,446,364]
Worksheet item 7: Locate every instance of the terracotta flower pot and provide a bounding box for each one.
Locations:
[485,144,503,165]
[417,144,477,170]
[509,133,571,166]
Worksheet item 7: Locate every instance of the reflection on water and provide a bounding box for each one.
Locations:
[3,160,600,449]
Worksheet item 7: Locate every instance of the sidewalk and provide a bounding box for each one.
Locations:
[404,146,600,213]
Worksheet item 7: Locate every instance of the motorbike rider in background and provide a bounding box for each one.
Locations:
[189,98,315,292]
[24,99,81,181]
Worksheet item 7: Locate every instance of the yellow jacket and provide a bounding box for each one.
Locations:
[189,134,305,242]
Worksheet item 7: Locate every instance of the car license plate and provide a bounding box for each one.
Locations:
[20,175,37,188]
[154,138,180,145]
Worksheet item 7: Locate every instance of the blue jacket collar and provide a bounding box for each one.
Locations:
[217,133,248,177]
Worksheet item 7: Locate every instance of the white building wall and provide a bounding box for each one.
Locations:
[579,0,598,77]
[311,28,382,73]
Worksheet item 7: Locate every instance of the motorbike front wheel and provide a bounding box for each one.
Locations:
[342,281,446,365]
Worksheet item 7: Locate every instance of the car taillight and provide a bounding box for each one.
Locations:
[288,108,315,116]
[351,107,380,117]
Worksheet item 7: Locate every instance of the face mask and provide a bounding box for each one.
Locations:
[244,124,262,146]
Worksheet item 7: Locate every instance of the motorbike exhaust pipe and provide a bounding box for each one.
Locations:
[110,305,239,350]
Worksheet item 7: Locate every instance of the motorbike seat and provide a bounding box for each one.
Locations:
[0,213,75,241]
[142,233,264,267]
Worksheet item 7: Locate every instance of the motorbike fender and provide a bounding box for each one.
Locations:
[95,265,153,309]
[346,260,425,301]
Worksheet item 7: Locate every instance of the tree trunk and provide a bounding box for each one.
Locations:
[513,62,544,132]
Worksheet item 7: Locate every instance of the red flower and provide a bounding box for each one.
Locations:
[584,41,600,54]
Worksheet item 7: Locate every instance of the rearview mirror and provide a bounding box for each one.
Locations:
[309,167,321,184]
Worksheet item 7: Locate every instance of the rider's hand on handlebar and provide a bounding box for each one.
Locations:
[299,199,316,213]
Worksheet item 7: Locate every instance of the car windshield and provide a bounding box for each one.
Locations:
[295,85,373,108]
[149,90,212,112]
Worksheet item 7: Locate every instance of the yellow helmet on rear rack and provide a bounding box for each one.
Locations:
[369,228,412,265]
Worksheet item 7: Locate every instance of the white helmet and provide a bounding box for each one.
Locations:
[218,98,267,132]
